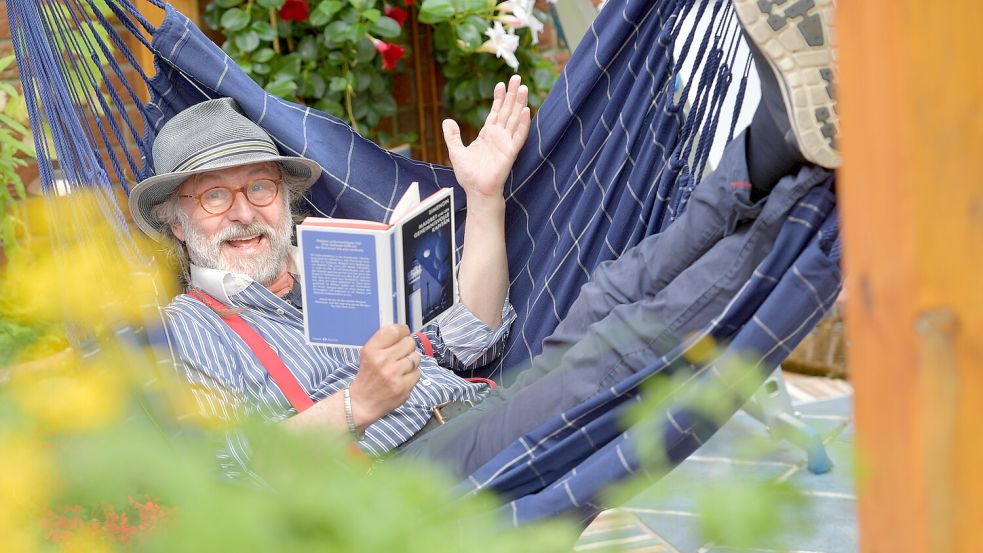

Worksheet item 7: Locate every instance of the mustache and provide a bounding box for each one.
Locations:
[214,222,275,245]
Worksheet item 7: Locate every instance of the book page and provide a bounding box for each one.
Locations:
[388,181,420,225]
[398,192,455,331]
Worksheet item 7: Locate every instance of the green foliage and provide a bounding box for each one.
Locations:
[0,337,580,550]
[206,0,406,136]
[0,55,33,258]
[604,341,820,551]
[44,413,579,552]
[695,478,811,549]
[418,0,556,129]
[207,0,557,142]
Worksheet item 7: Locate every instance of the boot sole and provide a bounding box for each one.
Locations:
[733,0,840,169]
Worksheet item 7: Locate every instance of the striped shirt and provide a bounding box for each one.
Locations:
[161,253,515,461]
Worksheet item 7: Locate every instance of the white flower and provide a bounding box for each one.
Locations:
[496,0,545,44]
[509,0,544,44]
[480,21,520,71]
[497,1,516,13]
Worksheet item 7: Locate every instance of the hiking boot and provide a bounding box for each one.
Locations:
[733,0,840,169]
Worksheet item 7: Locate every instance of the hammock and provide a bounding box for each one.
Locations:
[7,0,842,525]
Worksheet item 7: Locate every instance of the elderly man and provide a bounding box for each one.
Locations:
[130,0,839,481]
[129,76,531,462]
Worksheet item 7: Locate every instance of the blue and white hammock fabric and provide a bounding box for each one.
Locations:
[7,0,841,524]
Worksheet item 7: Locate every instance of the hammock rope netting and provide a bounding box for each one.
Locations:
[7,0,842,524]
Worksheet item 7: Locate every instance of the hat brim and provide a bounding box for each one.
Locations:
[129,155,322,241]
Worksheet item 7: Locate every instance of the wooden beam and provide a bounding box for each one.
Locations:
[837,2,983,552]
[132,0,199,99]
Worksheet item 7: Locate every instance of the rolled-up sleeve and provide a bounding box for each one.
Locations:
[415,301,516,371]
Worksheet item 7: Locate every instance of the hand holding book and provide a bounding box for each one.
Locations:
[297,185,457,347]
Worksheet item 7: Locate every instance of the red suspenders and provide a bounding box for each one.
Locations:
[190,290,497,413]
[190,290,315,412]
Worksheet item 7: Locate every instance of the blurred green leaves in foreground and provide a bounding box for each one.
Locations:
[0,190,578,551]
[605,335,827,551]
[0,188,841,551]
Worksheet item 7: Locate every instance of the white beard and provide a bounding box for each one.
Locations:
[179,206,293,286]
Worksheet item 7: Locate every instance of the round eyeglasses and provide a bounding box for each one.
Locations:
[179,178,281,215]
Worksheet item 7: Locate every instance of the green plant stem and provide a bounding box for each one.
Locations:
[268,8,281,54]
[343,62,359,134]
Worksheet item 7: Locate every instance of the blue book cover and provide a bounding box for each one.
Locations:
[296,185,456,348]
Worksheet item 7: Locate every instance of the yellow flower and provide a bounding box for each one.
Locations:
[683,333,718,364]
[58,525,117,553]
[9,355,126,433]
[152,376,233,432]
[5,192,178,330]
[0,518,41,553]
[0,433,56,522]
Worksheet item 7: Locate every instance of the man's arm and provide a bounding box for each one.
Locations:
[293,81,530,434]
[282,324,420,435]
[443,75,531,327]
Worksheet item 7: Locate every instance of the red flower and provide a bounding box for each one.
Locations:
[371,38,406,70]
[384,5,408,27]
[403,0,413,6]
[279,0,310,22]
[41,497,174,546]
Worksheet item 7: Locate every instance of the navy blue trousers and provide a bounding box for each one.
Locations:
[400,130,831,478]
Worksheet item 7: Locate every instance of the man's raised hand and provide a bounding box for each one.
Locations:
[348,324,420,431]
[442,74,531,201]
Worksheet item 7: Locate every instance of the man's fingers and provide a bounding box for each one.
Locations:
[442,119,465,155]
[364,323,410,350]
[499,75,521,127]
[506,85,529,133]
[484,81,506,127]
[402,352,421,375]
[389,335,417,359]
[377,334,416,366]
[513,107,531,145]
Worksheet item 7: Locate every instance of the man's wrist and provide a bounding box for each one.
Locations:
[345,382,383,435]
[464,193,506,214]
[342,385,365,440]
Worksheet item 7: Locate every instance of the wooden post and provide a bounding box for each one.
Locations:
[837,2,983,552]
[132,0,199,97]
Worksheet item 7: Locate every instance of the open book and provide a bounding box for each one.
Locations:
[296,183,457,347]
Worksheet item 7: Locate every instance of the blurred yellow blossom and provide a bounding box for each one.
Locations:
[164,380,234,432]
[0,432,56,521]
[8,353,126,433]
[4,191,177,330]
[57,525,118,553]
[683,333,718,364]
[0,517,41,553]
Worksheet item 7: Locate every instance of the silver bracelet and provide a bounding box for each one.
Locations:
[343,386,363,440]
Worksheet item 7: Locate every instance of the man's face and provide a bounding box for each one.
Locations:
[170,162,292,285]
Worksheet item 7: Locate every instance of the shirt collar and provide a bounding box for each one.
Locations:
[189,247,300,304]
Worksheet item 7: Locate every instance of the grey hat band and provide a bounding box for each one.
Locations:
[171,138,280,173]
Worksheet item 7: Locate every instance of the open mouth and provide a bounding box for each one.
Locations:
[223,234,266,252]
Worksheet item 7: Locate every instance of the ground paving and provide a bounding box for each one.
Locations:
[576,372,855,553]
